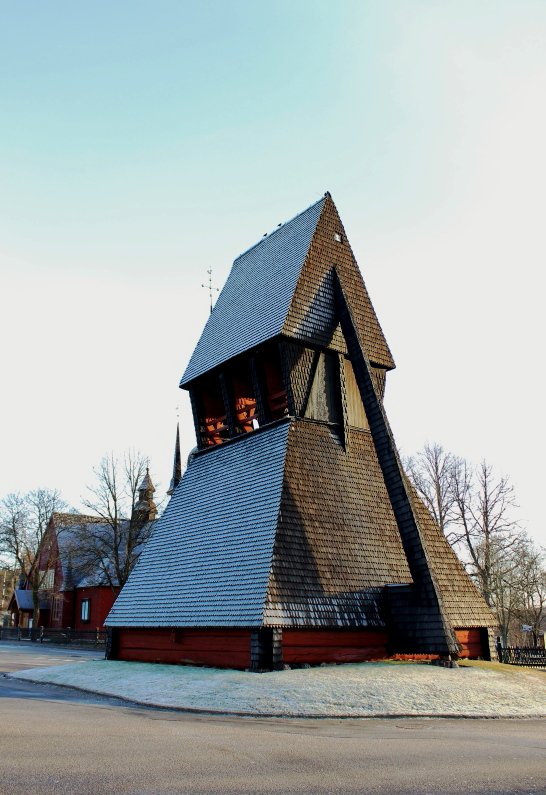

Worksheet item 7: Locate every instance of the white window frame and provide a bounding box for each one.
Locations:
[81,598,91,623]
[41,569,55,589]
[52,596,62,621]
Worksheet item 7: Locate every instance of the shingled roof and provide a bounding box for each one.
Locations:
[181,194,394,386]
[50,512,154,590]
[106,423,290,627]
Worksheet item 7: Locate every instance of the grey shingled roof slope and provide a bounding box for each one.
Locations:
[106,422,290,627]
[13,590,34,610]
[180,198,326,386]
[51,514,148,589]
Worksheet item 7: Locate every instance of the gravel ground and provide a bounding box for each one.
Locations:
[10,658,546,717]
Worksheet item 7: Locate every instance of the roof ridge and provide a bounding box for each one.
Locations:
[52,512,105,524]
[233,195,326,262]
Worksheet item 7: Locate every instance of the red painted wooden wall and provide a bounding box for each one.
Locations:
[455,628,486,659]
[112,627,486,668]
[115,628,252,669]
[72,587,118,630]
[282,629,388,664]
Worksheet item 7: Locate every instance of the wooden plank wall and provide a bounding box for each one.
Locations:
[73,586,118,630]
[393,630,487,660]
[116,628,251,669]
[344,359,369,429]
[282,629,388,664]
[114,627,485,667]
[455,628,484,659]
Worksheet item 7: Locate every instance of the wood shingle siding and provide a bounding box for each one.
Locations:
[334,276,465,654]
[265,422,413,627]
[284,195,394,370]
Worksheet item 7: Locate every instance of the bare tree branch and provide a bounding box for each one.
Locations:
[78,451,156,591]
[405,443,529,637]
[404,442,461,545]
[0,489,67,626]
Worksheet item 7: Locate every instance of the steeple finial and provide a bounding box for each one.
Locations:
[167,423,182,496]
[201,268,220,314]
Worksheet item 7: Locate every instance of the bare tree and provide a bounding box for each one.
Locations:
[405,444,528,635]
[0,488,67,627]
[485,534,529,644]
[512,541,546,646]
[451,460,522,610]
[0,565,18,622]
[483,535,546,646]
[77,451,157,591]
[404,443,460,545]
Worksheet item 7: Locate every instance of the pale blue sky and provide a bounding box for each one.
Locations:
[1,1,545,542]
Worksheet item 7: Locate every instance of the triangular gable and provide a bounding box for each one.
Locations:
[181,198,326,386]
[106,422,290,627]
[283,193,395,370]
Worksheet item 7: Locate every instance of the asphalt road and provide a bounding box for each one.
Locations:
[1,643,545,795]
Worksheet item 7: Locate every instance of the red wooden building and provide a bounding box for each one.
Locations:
[10,474,157,631]
[9,513,118,631]
[106,194,496,668]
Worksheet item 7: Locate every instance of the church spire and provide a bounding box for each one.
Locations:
[134,467,157,523]
[167,423,182,495]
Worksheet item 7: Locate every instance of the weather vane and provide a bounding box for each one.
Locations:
[201,269,220,314]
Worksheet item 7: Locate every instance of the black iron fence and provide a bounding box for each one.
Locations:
[497,645,546,667]
[0,626,106,647]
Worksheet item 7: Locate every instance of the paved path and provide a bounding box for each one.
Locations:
[1,643,545,795]
[0,641,104,672]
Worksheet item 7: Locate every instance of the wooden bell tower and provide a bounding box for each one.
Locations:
[106,194,496,669]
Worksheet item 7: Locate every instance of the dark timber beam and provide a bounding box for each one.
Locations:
[249,354,268,426]
[188,388,205,449]
[278,340,296,417]
[333,270,460,657]
[219,371,237,438]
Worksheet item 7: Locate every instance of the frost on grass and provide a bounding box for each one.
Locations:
[12,660,546,716]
